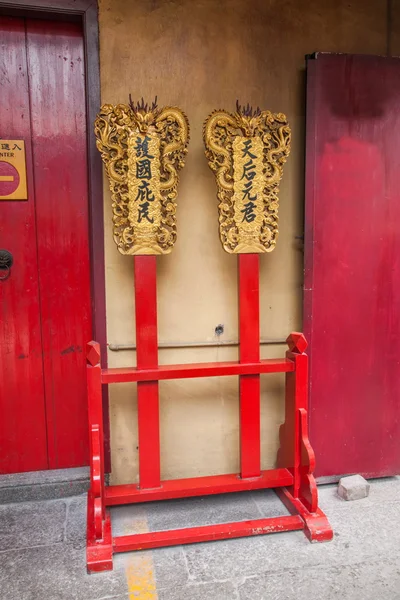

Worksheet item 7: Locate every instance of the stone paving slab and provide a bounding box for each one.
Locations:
[0,467,89,488]
[112,491,264,535]
[1,477,400,599]
[0,468,90,504]
[0,499,66,550]
[182,500,400,582]
[237,558,400,600]
[66,495,87,549]
[0,544,127,600]
[152,546,190,591]
[158,580,239,599]
[114,544,189,592]
[0,480,90,505]
[250,489,291,517]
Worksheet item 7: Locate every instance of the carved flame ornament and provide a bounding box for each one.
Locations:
[203,102,291,253]
[95,97,189,255]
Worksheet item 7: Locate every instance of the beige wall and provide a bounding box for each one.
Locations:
[98,0,389,484]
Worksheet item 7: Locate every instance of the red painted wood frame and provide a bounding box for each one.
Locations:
[0,0,110,469]
[304,53,400,480]
[86,254,333,572]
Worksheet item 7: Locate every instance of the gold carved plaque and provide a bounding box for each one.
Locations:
[203,103,291,253]
[95,98,189,255]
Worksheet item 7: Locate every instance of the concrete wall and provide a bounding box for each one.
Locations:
[98,0,389,484]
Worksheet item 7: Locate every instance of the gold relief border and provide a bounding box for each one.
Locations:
[203,107,291,255]
[94,102,189,256]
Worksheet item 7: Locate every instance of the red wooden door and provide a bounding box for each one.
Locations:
[0,16,91,473]
[304,53,400,480]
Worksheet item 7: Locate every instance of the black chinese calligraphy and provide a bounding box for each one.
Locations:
[0,142,21,152]
[136,158,152,180]
[241,201,257,223]
[136,181,155,223]
[133,135,156,223]
[240,140,258,223]
[241,138,257,160]
[134,136,154,159]
[135,180,155,203]
[138,201,154,223]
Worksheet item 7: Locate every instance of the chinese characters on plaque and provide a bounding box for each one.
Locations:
[204,102,291,253]
[129,134,160,226]
[0,140,27,201]
[95,98,189,255]
[233,137,264,227]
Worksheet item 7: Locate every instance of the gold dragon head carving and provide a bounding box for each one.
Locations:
[203,102,291,254]
[95,97,190,255]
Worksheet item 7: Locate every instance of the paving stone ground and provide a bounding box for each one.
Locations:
[0,476,399,599]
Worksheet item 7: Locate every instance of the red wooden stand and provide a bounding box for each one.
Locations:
[86,255,333,573]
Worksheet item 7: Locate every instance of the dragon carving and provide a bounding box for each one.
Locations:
[95,97,189,255]
[203,102,291,254]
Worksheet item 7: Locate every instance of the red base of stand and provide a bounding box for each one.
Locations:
[85,334,334,573]
[87,483,332,572]
[87,492,113,573]
[85,257,333,573]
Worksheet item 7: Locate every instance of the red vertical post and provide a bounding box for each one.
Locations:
[238,254,261,478]
[134,256,161,489]
[87,341,105,522]
[282,333,310,500]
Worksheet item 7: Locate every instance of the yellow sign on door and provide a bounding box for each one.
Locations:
[0,140,28,200]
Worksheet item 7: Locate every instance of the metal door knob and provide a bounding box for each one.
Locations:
[0,249,13,280]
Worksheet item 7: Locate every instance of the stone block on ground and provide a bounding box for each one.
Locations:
[338,475,370,501]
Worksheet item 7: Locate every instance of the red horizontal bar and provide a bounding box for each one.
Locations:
[113,515,304,552]
[101,358,294,384]
[105,468,293,506]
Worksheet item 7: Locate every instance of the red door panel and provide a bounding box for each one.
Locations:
[0,16,91,473]
[304,53,400,479]
[0,17,48,472]
[26,20,92,468]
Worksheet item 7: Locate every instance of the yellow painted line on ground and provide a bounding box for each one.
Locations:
[124,516,158,599]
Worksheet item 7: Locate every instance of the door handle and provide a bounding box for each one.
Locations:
[0,249,13,280]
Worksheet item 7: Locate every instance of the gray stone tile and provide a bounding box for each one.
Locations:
[0,480,90,504]
[0,499,66,550]
[112,505,190,590]
[113,492,262,534]
[148,492,261,531]
[111,504,150,537]
[153,545,190,590]
[183,501,400,582]
[114,544,189,591]
[0,543,127,600]
[66,495,87,549]
[0,467,89,503]
[250,489,290,517]
[158,580,239,600]
[238,559,400,600]
[0,467,89,488]
[2,478,399,600]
